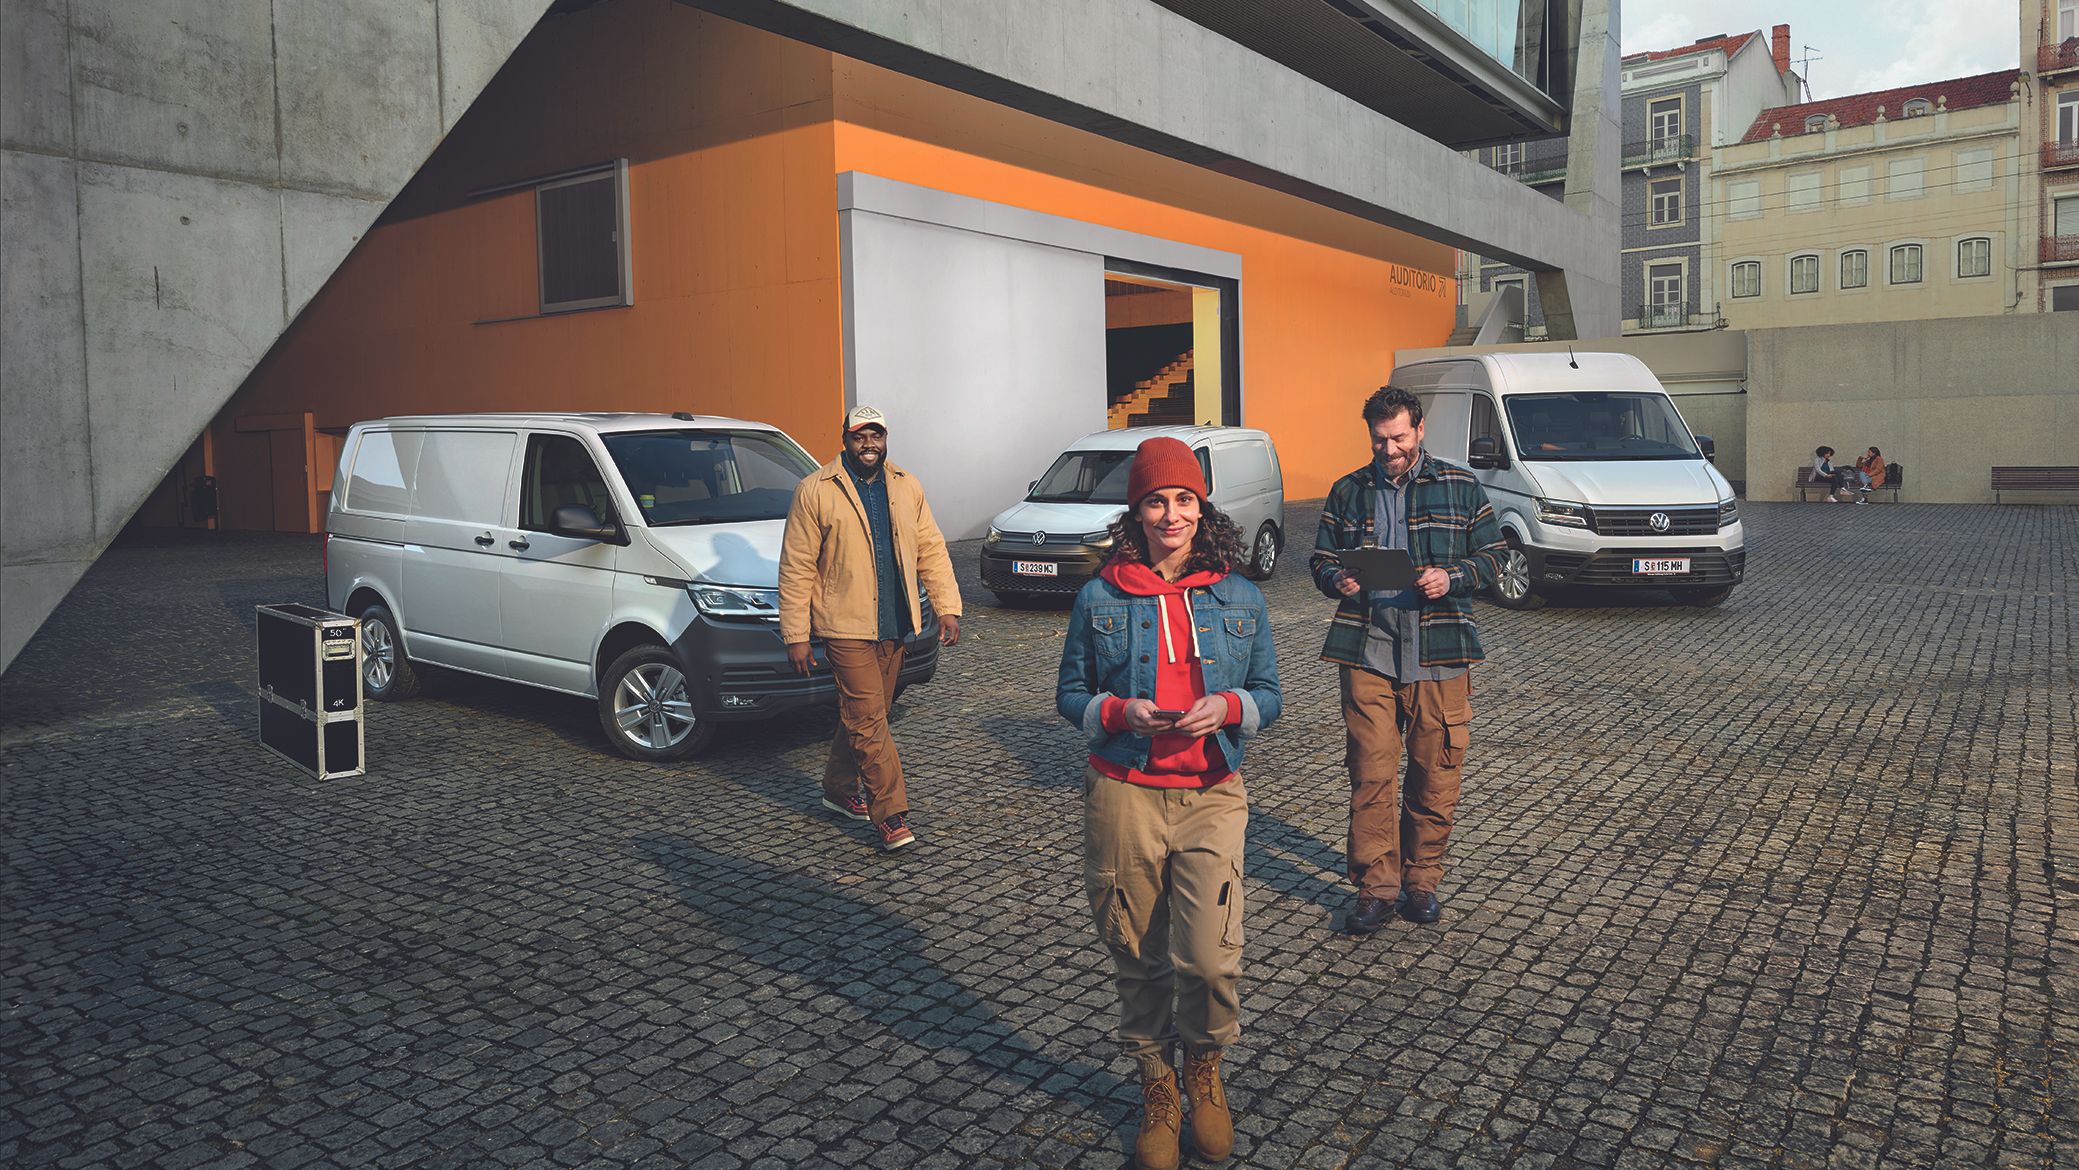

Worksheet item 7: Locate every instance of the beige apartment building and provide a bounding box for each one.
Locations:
[1712,71,2024,329]
[2025,0,2079,310]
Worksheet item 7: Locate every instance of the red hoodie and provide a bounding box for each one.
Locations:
[1091,558,1244,789]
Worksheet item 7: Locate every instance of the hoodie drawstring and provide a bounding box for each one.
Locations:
[1155,593,1203,665]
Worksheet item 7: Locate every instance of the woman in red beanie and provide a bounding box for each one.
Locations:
[1056,436,1283,1170]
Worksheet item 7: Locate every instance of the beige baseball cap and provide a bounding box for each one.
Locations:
[845,405,888,433]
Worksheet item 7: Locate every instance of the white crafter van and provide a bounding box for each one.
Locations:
[978,425,1285,603]
[1388,352,1745,609]
[325,412,939,760]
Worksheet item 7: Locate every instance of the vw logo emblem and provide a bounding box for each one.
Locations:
[1648,512,1671,533]
[1031,531,1048,546]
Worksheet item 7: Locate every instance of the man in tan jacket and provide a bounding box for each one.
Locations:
[779,405,963,850]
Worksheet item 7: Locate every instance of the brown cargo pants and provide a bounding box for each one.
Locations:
[821,639,908,824]
[1083,766,1249,1060]
[1342,667,1472,900]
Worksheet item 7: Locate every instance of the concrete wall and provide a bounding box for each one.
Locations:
[0,0,552,672]
[1746,314,2079,503]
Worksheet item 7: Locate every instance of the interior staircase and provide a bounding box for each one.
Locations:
[1107,353,1195,427]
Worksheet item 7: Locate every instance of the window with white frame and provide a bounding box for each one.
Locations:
[1649,97,1683,149]
[1954,147,1995,192]
[1787,171,1824,212]
[1790,253,1821,294]
[1838,165,1872,205]
[1649,176,1683,226]
[1731,260,1762,298]
[1804,114,1829,133]
[1956,237,1992,278]
[534,161,633,313]
[2058,92,2079,145]
[2058,194,2079,238]
[1901,98,1931,117]
[1889,243,1924,284]
[1840,249,1869,289]
[1646,262,1684,325]
[1495,143,1523,169]
[1887,157,1925,199]
[1729,179,1762,219]
[2061,0,2077,40]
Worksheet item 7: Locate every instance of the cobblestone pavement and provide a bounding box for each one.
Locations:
[3,503,2074,1170]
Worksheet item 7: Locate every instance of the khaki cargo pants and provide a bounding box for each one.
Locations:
[1083,766,1249,1060]
[1343,667,1472,900]
[821,639,908,824]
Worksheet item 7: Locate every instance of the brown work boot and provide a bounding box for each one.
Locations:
[1134,1054,1182,1170]
[1183,1049,1234,1161]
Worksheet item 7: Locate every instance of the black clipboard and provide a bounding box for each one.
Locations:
[1332,546,1419,591]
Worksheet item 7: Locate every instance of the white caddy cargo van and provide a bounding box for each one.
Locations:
[325,413,938,760]
[1389,352,1745,608]
[978,425,1285,603]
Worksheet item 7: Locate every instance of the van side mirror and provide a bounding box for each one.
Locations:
[1468,436,1507,470]
[1029,480,1039,495]
[1695,434,1716,464]
[552,504,618,541]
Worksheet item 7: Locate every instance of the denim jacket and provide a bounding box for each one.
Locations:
[1055,572,1282,775]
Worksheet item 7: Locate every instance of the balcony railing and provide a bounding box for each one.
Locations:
[1492,155,1568,184]
[2040,38,2079,74]
[2044,141,2079,171]
[1634,302,1717,331]
[1623,134,1694,168]
[2043,236,2079,264]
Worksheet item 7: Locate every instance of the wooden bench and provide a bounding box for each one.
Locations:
[1992,465,2079,503]
[1795,463,1903,502]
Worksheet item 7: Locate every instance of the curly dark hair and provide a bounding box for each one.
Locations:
[1105,498,1246,576]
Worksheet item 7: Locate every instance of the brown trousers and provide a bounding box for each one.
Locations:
[1342,668,1472,899]
[821,639,908,823]
[1083,766,1248,1060]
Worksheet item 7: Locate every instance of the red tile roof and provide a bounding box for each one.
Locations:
[1622,31,1759,65]
[1739,70,2019,143]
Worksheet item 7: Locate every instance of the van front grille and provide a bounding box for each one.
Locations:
[1588,507,1719,536]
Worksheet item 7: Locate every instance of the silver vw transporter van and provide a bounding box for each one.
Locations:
[325,412,938,760]
[1389,352,1745,608]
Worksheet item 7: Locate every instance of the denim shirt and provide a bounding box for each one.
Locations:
[1056,572,1283,775]
[844,452,909,642]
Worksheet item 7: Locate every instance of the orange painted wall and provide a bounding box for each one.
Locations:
[201,3,1459,527]
[210,2,848,528]
[830,62,1459,500]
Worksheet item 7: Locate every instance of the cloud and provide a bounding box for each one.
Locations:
[1832,0,2016,97]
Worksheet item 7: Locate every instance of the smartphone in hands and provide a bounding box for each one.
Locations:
[1151,709,1187,720]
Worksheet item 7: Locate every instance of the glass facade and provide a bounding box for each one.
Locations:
[1408,0,1550,88]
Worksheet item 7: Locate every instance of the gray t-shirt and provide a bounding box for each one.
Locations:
[1362,456,1467,684]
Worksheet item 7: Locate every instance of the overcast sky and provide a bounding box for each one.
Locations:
[1621,0,2020,101]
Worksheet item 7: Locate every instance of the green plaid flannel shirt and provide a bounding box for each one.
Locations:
[1308,453,1507,669]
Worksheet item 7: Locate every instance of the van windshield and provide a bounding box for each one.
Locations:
[1028,450,1137,504]
[602,429,817,525]
[1503,392,1701,461]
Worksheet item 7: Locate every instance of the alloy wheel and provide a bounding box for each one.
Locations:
[362,620,394,692]
[613,662,696,750]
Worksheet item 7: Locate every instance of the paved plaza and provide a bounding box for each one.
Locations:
[2,502,2074,1170]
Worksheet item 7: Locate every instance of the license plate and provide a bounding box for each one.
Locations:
[1632,558,1691,575]
[1011,560,1059,577]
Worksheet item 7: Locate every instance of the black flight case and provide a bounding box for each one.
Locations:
[255,603,365,779]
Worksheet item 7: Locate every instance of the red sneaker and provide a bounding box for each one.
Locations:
[877,813,915,851]
[821,792,870,822]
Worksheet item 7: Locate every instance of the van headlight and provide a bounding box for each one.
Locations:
[1718,497,1740,525]
[1079,530,1115,548]
[1535,498,1590,528]
[985,527,1004,545]
[690,584,781,622]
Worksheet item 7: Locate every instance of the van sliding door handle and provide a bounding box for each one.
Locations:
[473,533,495,547]
[508,538,531,551]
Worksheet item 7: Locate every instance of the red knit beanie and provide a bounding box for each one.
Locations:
[1126,436,1209,504]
